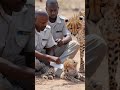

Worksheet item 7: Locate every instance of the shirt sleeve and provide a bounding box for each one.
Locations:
[24,30,35,52]
[62,21,71,36]
[46,30,57,48]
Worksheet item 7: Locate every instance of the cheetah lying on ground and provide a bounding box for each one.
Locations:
[60,59,85,83]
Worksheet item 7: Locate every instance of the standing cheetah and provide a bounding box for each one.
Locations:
[66,12,85,73]
[98,2,120,90]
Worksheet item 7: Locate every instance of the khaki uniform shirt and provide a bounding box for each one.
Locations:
[0,4,34,66]
[35,25,56,52]
[48,15,71,40]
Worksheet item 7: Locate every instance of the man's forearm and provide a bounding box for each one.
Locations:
[0,57,34,80]
[62,35,72,44]
[35,50,48,60]
[35,50,56,62]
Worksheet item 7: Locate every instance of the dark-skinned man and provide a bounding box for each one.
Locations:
[0,0,34,90]
[46,0,80,63]
[35,10,61,73]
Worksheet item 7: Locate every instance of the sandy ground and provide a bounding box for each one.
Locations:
[35,49,85,90]
[35,36,85,90]
[35,0,85,90]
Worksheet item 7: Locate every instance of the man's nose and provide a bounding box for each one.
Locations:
[51,11,56,15]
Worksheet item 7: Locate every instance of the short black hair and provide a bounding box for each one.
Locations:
[46,0,58,7]
[35,10,48,18]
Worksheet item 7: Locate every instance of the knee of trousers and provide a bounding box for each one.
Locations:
[69,40,80,49]
[0,76,14,90]
[35,59,43,70]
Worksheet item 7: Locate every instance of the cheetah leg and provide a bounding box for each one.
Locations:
[108,41,119,90]
[41,67,54,80]
[65,75,80,83]
[79,45,85,73]
[86,79,103,90]
[118,83,120,90]
[77,73,85,82]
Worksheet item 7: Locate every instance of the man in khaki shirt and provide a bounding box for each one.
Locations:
[35,11,62,73]
[46,0,80,63]
[0,0,34,90]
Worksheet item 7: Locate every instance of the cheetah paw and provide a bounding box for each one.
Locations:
[48,75,54,80]
[42,75,48,80]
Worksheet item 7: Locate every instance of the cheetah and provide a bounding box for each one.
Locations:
[41,67,55,80]
[35,61,55,80]
[60,58,85,83]
[98,2,120,90]
[66,12,85,73]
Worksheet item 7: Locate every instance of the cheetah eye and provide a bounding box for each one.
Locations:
[65,19,69,22]
[79,17,83,20]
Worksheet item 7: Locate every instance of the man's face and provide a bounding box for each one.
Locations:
[1,0,26,12]
[46,4,59,19]
[35,16,48,31]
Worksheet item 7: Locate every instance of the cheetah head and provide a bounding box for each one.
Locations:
[63,58,78,75]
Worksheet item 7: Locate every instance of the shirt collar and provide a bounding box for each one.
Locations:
[0,4,28,16]
[48,15,62,24]
[0,4,28,23]
[0,5,13,22]
[12,5,28,15]
[35,25,48,35]
[56,15,62,23]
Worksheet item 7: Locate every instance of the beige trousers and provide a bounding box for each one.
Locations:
[54,40,80,63]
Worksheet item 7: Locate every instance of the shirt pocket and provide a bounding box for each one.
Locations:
[15,27,32,48]
[41,38,48,48]
[55,30,63,39]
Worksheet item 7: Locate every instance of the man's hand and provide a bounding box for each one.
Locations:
[35,51,61,64]
[53,57,61,64]
[56,39,64,47]
[48,56,61,64]
[55,35,72,47]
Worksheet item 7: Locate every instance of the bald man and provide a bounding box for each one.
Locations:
[35,11,62,74]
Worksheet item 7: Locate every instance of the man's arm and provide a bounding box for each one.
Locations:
[35,50,61,64]
[62,35,72,44]
[56,35,71,47]
[0,57,34,80]
[56,20,72,47]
